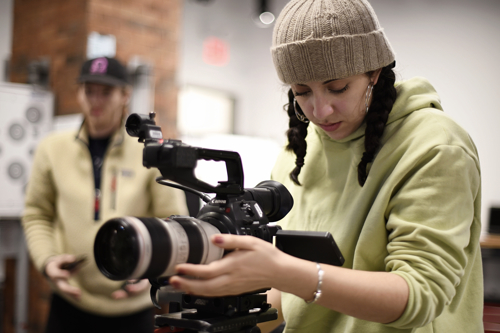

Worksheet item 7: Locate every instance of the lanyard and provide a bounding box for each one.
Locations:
[94,170,117,221]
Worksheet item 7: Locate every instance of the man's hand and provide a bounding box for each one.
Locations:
[44,254,83,300]
[112,279,150,299]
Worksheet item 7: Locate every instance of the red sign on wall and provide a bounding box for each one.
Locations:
[202,37,230,67]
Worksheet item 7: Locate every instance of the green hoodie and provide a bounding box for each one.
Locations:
[271,77,483,332]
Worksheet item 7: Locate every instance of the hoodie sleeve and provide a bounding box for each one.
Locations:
[21,138,60,272]
[383,144,481,329]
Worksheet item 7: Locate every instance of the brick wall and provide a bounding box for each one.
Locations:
[87,0,182,137]
[10,0,87,116]
[10,0,182,137]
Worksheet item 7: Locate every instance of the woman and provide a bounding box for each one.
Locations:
[169,0,483,332]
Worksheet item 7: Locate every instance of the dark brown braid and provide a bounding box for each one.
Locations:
[285,89,309,185]
[358,62,397,186]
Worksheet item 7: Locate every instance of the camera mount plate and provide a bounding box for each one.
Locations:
[155,307,278,333]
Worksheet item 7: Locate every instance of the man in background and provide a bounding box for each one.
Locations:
[22,57,188,333]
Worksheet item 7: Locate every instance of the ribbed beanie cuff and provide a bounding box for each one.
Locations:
[271,0,396,84]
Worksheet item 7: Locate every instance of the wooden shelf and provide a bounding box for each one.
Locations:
[481,234,500,249]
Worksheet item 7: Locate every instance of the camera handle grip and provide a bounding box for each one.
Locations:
[196,148,244,192]
[155,145,245,195]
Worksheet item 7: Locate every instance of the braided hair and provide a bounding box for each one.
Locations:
[285,62,397,187]
[357,63,397,186]
[285,89,309,185]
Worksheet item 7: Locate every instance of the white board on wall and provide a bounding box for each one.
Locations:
[177,85,234,137]
[0,82,53,217]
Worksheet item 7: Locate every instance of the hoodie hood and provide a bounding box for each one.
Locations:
[388,76,443,125]
[314,76,443,143]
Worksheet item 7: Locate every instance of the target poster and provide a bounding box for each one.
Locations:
[0,82,53,217]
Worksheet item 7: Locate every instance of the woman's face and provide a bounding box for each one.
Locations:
[291,72,380,140]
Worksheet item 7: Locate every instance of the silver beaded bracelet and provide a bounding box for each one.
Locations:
[305,262,324,304]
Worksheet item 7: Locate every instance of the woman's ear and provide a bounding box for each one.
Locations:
[371,68,383,85]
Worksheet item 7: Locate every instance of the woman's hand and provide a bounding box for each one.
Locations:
[169,234,286,297]
[112,279,150,299]
[168,233,409,324]
[44,254,83,300]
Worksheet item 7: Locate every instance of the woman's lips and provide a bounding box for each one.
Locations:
[318,122,341,132]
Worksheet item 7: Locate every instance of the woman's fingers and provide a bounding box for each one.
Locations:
[175,242,260,278]
[169,274,235,297]
[211,234,265,250]
[169,235,284,296]
[170,255,244,295]
[175,257,231,278]
[176,234,273,273]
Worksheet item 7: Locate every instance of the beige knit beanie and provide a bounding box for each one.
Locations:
[271,0,395,84]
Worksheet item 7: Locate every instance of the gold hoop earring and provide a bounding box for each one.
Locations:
[365,83,374,114]
[294,99,309,123]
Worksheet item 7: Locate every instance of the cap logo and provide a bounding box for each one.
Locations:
[90,57,108,74]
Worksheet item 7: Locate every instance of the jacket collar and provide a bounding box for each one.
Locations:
[75,119,126,148]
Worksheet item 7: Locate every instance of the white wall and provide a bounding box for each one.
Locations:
[179,0,500,233]
[370,0,500,233]
[0,0,13,81]
[178,0,291,189]
[178,0,290,145]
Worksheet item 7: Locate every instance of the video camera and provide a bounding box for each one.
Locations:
[93,113,344,333]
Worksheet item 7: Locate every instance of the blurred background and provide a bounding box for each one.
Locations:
[0,0,499,332]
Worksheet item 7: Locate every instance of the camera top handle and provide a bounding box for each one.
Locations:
[125,113,244,196]
[149,144,244,195]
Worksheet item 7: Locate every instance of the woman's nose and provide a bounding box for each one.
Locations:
[312,97,334,121]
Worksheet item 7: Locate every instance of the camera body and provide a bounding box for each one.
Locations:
[94,113,297,285]
[93,113,344,328]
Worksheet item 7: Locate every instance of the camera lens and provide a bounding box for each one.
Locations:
[95,219,139,279]
[94,217,150,280]
[94,216,224,281]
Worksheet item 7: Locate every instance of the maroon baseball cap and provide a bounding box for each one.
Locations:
[78,57,130,86]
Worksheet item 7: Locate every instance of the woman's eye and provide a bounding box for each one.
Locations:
[294,91,310,97]
[329,84,348,94]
